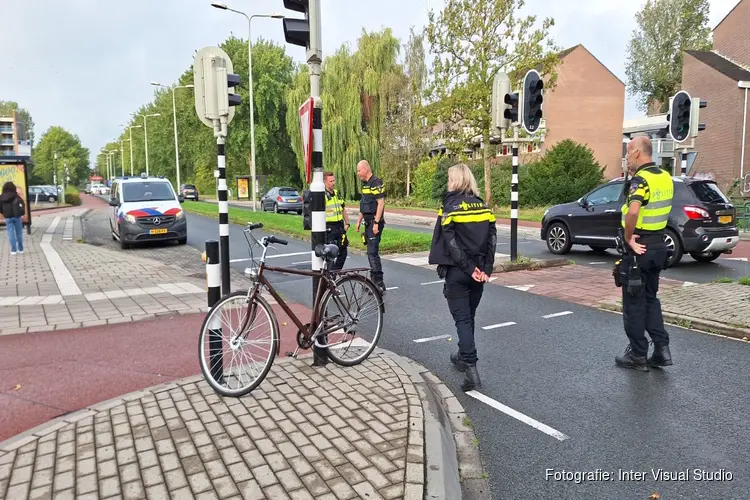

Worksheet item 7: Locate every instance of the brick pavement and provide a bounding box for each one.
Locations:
[0,350,483,500]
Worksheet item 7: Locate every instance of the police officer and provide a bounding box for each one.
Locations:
[355,160,386,292]
[324,171,350,270]
[617,136,673,371]
[429,164,496,391]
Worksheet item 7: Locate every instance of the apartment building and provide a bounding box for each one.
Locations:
[0,110,30,158]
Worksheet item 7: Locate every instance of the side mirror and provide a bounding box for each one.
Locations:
[108,198,119,207]
[578,198,587,207]
[178,195,185,203]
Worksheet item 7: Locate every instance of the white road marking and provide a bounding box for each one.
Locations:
[542,311,573,319]
[481,322,516,330]
[413,334,451,343]
[40,233,82,296]
[488,277,497,282]
[386,286,399,290]
[505,284,535,292]
[230,251,310,263]
[682,281,698,287]
[588,261,607,265]
[421,280,445,286]
[292,261,311,265]
[465,391,569,441]
[725,257,748,262]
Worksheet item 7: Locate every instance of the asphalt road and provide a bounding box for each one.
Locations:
[89,208,750,499]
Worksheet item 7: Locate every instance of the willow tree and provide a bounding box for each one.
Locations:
[425,0,559,205]
[285,28,404,199]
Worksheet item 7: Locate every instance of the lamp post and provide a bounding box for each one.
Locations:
[120,124,142,175]
[135,113,161,175]
[151,82,194,189]
[100,149,112,183]
[211,2,284,211]
[119,139,129,176]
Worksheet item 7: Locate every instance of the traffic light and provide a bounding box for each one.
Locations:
[504,91,521,125]
[522,69,544,134]
[491,72,511,131]
[193,46,238,127]
[690,97,707,137]
[283,0,310,48]
[668,90,692,143]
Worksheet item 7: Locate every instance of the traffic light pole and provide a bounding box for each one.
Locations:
[214,118,231,296]
[510,126,519,262]
[680,148,688,177]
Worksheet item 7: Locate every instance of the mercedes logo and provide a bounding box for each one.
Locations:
[152,217,161,225]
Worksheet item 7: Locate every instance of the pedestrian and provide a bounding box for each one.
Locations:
[428,164,496,391]
[324,171,349,271]
[355,160,386,292]
[1,181,25,255]
[616,136,673,371]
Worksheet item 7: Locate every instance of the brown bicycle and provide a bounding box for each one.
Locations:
[198,222,385,397]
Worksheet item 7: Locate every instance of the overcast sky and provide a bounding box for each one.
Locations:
[2,0,740,165]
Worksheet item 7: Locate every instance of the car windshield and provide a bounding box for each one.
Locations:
[122,182,175,202]
[690,182,730,204]
[183,185,196,190]
[279,189,299,196]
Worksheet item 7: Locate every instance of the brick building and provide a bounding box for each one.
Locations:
[430,44,625,178]
[681,0,750,196]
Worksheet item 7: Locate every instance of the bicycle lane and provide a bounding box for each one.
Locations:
[0,303,312,443]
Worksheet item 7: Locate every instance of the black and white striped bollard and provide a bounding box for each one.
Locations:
[510,143,519,261]
[205,240,223,382]
[310,103,326,291]
[217,137,231,295]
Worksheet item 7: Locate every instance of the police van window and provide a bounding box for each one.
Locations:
[689,181,729,204]
[586,183,623,206]
[122,182,175,202]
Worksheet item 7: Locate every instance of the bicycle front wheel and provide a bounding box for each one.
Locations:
[318,274,384,366]
[198,291,279,397]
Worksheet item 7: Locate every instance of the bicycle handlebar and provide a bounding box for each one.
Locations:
[246,222,264,230]
[267,236,288,246]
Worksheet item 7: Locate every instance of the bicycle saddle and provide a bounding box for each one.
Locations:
[314,244,339,259]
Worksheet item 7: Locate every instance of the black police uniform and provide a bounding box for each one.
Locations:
[428,190,497,391]
[360,174,386,289]
[325,188,348,271]
[617,162,673,370]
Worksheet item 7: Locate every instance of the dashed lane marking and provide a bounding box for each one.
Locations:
[421,280,445,286]
[505,284,535,292]
[466,390,570,441]
[481,322,516,330]
[542,311,573,319]
[413,334,451,343]
[291,261,311,265]
[588,261,607,265]
[386,287,399,291]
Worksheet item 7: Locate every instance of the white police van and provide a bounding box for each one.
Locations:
[108,174,187,250]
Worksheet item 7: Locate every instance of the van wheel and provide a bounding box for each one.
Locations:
[689,251,721,263]
[177,237,187,245]
[546,222,572,254]
[589,245,609,256]
[664,229,683,267]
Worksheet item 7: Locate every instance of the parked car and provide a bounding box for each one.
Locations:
[540,176,740,267]
[180,184,199,201]
[28,186,57,203]
[261,187,303,214]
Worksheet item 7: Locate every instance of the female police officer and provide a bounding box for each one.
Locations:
[428,164,497,391]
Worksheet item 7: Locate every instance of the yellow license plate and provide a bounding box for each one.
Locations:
[149,228,168,235]
[718,215,732,224]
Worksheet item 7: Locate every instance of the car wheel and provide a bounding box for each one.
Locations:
[177,237,187,245]
[589,245,609,256]
[689,251,721,263]
[49,196,56,203]
[664,229,683,267]
[546,222,572,254]
[297,210,302,215]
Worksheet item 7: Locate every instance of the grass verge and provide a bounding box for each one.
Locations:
[183,201,433,254]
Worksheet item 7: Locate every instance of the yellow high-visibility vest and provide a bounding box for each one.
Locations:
[621,167,674,231]
[325,189,344,223]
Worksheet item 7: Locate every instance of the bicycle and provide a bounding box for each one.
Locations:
[198,222,385,398]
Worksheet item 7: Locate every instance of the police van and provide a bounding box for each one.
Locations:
[108,174,187,250]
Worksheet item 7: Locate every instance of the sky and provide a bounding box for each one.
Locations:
[1,0,741,165]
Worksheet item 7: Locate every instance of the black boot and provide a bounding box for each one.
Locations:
[615,344,649,372]
[648,344,672,367]
[311,346,329,367]
[450,352,468,372]
[461,365,482,391]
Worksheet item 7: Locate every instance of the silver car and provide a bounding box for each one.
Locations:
[261,187,303,214]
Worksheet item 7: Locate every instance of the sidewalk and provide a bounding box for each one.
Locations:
[0,348,487,500]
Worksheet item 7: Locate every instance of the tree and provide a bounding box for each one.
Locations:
[625,0,712,114]
[425,0,559,205]
[31,126,90,186]
[0,101,35,146]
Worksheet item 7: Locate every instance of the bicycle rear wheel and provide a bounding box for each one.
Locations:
[198,291,279,397]
[318,274,384,366]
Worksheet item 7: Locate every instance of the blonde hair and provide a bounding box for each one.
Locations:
[447,164,479,196]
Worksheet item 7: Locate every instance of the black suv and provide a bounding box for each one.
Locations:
[540,176,739,267]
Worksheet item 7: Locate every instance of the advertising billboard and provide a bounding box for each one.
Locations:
[0,160,32,232]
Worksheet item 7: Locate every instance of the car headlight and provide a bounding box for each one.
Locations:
[125,214,137,224]
[175,210,184,219]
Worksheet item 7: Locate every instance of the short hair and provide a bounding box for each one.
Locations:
[324,171,335,178]
[639,138,653,156]
[447,164,479,197]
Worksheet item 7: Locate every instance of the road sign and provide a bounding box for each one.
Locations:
[299,97,314,184]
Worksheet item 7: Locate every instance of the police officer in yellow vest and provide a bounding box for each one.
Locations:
[324,171,350,270]
[617,136,673,371]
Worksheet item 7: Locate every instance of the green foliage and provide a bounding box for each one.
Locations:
[31,127,90,186]
[625,0,712,113]
[521,139,604,206]
[431,155,459,201]
[425,0,560,205]
[412,157,439,202]
[738,277,750,286]
[65,186,81,206]
[0,101,35,145]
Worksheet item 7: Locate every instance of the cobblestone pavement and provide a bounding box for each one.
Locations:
[0,349,478,500]
[0,206,249,336]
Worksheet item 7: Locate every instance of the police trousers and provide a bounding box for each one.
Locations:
[622,246,670,356]
[325,226,348,271]
[443,266,484,365]
[363,218,384,283]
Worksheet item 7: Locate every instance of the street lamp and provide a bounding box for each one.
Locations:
[135,113,161,175]
[120,138,130,177]
[211,2,284,212]
[100,149,112,182]
[151,81,194,190]
[121,124,142,176]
